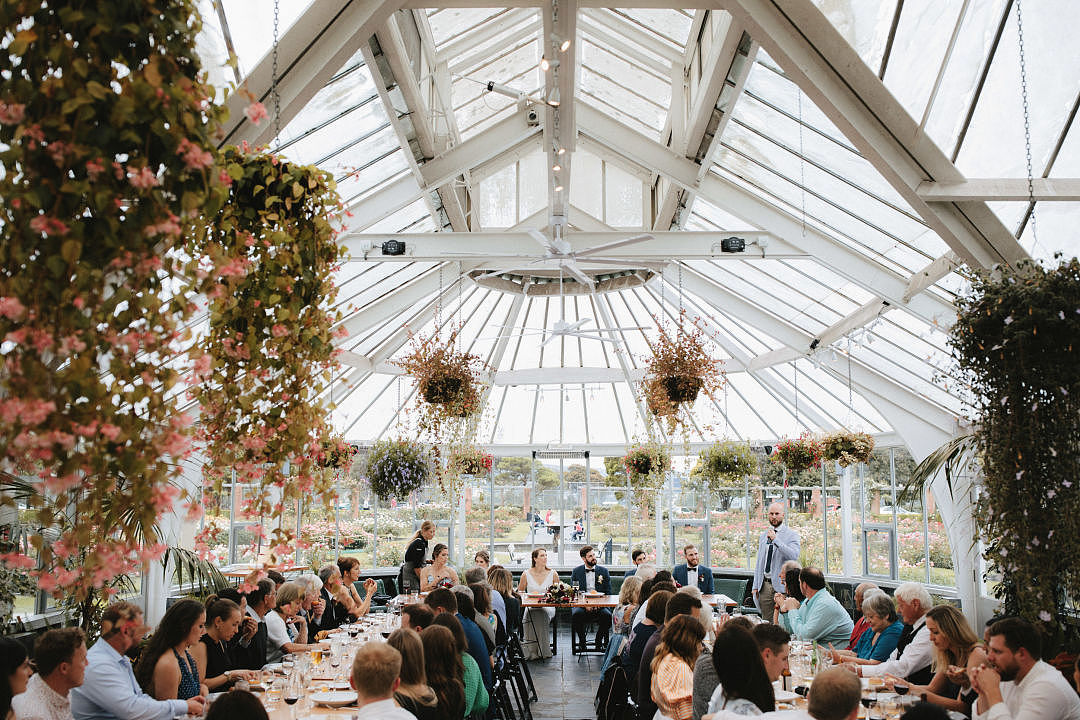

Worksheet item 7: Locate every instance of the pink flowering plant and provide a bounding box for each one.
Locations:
[622,442,672,500]
[191,146,346,556]
[771,433,824,473]
[639,310,725,433]
[319,437,359,472]
[0,2,229,606]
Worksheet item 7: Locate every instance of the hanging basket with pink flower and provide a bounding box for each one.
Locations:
[770,433,824,473]
[622,442,672,496]
[640,311,725,432]
[393,329,489,440]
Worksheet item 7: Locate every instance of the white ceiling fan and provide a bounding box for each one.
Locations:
[480,317,647,345]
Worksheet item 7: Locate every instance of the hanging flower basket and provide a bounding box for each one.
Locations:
[364,439,432,502]
[393,329,489,439]
[623,442,672,495]
[822,430,875,467]
[420,374,464,405]
[771,433,824,473]
[663,375,704,403]
[319,437,359,471]
[640,311,725,431]
[693,441,758,492]
[447,445,494,476]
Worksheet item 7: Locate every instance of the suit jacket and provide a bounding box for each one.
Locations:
[231,606,269,670]
[317,586,347,631]
[570,563,612,594]
[753,522,801,594]
[672,564,714,594]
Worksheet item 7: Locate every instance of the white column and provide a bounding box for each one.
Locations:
[840,464,853,577]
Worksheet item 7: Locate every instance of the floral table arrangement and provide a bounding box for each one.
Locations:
[542,581,576,604]
[821,430,874,467]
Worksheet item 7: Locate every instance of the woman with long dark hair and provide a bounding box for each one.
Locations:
[189,596,258,691]
[387,628,440,719]
[420,543,459,592]
[705,623,775,716]
[0,637,31,720]
[420,625,467,718]
[134,598,208,701]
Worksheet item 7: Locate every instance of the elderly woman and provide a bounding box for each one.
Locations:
[294,573,326,635]
[831,591,903,664]
[265,582,323,662]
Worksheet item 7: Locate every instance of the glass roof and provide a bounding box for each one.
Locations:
[195,0,1080,454]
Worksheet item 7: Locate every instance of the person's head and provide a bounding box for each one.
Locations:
[632,549,647,565]
[204,688,270,720]
[473,550,490,569]
[619,576,643,606]
[862,591,898,633]
[665,591,703,624]
[401,603,435,631]
[753,623,791,682]
[451,585,475,618]
[469,583,491,616]
[807,666,862,720]
[431,613,467,653]
[654,569,673,584]
[295,574,323,608]
[274,581,305,618]
[33,627,88,691]
[651,580,677,598]
[651,614,706,677]
[579,545,597,567]
[767,502,786,527]
[337,556,361,582]
[635,563,657,581]
[854,583,879,612]
[487,566,514,597]
[530,548,547,568]
[683,544,700,568]
[99,601,149,652]
[245,578,276,615]
[711,624,775,712]
[387,628,427,687]
[464,566,486,585]
[318,563,342,590]
[986,617,1042,680]
[899,702,951,720]
[424,588,458,615]
[420,624,465,716]
[431,543,449,566]
[204,596,243,642]
[893,582,932,624]
[266,569,286,588]
[1,637,31,717]
[350,642,402,704]
[925,605,980,666]
[983,615,1018,645]
[645,589,674,625]
[799,567,827,597]
[134,598,206,691]
[414,520,436,541]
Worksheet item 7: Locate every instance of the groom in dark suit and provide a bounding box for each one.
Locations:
[570,545,612,652]
[672,544,714,594]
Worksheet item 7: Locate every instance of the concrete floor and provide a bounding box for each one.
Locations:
[526,619,607,720]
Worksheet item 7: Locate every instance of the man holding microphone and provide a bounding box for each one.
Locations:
[753,501,800,621]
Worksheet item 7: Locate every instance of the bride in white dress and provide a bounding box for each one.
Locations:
[517,548,560,660]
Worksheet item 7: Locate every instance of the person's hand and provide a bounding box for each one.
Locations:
[200,683,209,697]
[774,592,785,607]
[240,616,258,642]
[970,664,1001,699]
[315,630,331,641]
[186,695,207,716]
[311,598,325,616]
[946,664,970,686]
[842,662,860,675]
[767,527,777,542]
[781,597,801,612]
[363,578,377,593]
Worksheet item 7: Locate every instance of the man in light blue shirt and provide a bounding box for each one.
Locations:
[71,601,205,720]
[777,567,853,647]
[753,501,801,620]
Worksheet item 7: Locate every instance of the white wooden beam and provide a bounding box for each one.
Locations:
[916,179,1080,202]
[904,251,961,303]
[746,298,889,371]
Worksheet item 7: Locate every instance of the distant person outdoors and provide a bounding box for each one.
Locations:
[776,567,853,647]
[753,501,801,621]
[403,520,436,593]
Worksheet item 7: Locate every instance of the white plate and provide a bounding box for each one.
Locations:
[262,662,283,673]
[585,591,604,597]
[310,691,357,708]
[775,689,800,702]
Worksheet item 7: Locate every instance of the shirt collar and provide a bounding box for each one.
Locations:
[30,673,71,708]
[359,697,399,712]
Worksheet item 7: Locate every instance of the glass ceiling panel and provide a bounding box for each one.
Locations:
[361,198,432,235]
[1016,203,1080,263]
[580,39,671,117]
[579,65,667,135]
[194,0,233,94]
[881,0,966,123]
[614,9,694,50]
[808,0,898,73]
[743,57,856,151]
[334,149,410,207]
[427,8,507,46]
[443,12,539,75]
[954,0,1080,178]
[220,0,314,77]
[687,198,759,231]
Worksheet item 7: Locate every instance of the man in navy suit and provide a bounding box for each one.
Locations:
[672,544,714,594]
[570,545,612,652]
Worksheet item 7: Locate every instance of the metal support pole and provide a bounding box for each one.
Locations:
[585,451,591,547]
[558,457,565,567]
[489,464,495,560]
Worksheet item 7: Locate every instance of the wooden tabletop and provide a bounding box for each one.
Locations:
[520,593,619,608]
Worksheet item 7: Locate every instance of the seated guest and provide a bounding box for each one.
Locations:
[317,564,351,630]
[2,637,33,720]
[190,596,258,692]
[349,642,415,719]
[295,573,326,635]
[487,566,519,637]
[650,614,707,720]
[473,550,490,570]
[623,590,673,692]
[72,601,206,719]
[693,616,757,720]
[641,593,705,720]
[704,623,776,716]
[854,583,934,685]
[694,622,789,720]
[571,545,613,650]
[387,629,439,720]
[969,617,1080,720]
[421,543,460,592]
[337,557,377,618]
[895,605,986,714]
[203,689,269,720]
[469,583,504,647]
[777,568,853,647]
[673,544,715,595]
[421,621,468,716]
[831,591,903,664]
[452,585,495,661]
[466,565,506,630]
[846,583,881,650]
[233,578,274,670]
[13,627,87,720]
[632,549,648,566]
[401,603,435,632]
[265,570,286,588]
[633,579,678,629]
[426,588,492,694]
[265,581,321,662]
[134,598,208,701]
[799,667,863,720]
[602,576,643,675]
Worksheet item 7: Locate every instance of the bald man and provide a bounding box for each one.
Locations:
[753,501,800,621]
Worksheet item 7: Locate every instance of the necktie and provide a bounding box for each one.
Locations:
[764,540,775,574]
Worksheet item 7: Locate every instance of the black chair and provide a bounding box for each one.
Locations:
[496,645,533,720]
[507,633,537,702]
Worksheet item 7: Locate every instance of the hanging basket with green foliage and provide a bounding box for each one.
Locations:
[821,430,875,467]
[693,441,758,492]
[393,329,489,439]
[365,439,432,502]
[622,442,672,495]
[770,433,824,473]
[319,437,359,471]
[640,311,725,432]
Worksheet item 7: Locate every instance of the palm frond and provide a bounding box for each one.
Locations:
[897,433,979,507]
[163,546,229,596]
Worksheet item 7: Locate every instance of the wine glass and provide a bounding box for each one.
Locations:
[283,670,302,719]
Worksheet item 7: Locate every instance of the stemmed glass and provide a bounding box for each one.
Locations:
[283,670,302,719]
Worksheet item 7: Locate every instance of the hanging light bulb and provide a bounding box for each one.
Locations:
[540,56,560,72]
[554,143,566,156]
[551,33,571,52]
[552,161,562,172]
[546,87,560,107]
[554,183,564,192]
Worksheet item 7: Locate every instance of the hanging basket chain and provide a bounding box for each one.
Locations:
[798,89,807,242]
[271,0,282,144]
[1015,0,1038,247]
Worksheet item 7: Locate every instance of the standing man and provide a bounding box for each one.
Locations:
[672,544,714,595]
[570,545,612,651]
[753,501,801,621]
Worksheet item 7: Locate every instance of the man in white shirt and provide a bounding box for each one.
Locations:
[970,617,1080,720]
[13,627,87,720]
[71,601,205,720]
[350,642,417,719]
[851,582,934,685]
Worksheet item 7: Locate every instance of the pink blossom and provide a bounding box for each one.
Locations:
[72,296,86,310]
[185,501,205,523]
[244,101,268,125]
[217,256,251,278]
[99,423,122,441]
[0,297,25,320]
[29,215,70,237]
[271,324,289,338]
[217,168,233,186]
[86,158,105,180]
[0,552,35,569]
[145,216,182,238]
[127,166,159,190]
[158,431,189,456]
[177,138,214,170]
[0,102,26,124]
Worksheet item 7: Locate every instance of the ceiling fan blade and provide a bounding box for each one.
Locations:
[574,233,654,257]
[562,332,616,342]
[572,257,666,270]
[559,261,595,288]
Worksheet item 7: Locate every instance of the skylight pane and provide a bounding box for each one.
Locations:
[221,0,314,77]
[571,151,603,219]
[604,162,643,227]
[808,0,898,72]
[881,0,965,122]
[477,164,517,228]
[427,8,505,46]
